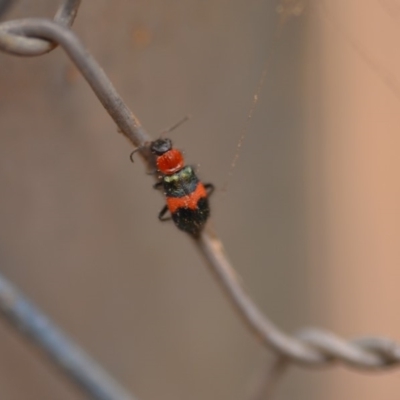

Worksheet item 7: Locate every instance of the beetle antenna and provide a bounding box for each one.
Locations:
[161,114,192,136]
[129,147,142,163]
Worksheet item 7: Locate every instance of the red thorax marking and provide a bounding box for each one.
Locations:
[157,149,184,175]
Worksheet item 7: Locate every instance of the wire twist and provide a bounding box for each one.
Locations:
[197,233,400,369]
[0,0,81,55]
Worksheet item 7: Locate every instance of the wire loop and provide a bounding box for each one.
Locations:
[0,0,81,56]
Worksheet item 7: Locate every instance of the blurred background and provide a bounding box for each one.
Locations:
[0,1,400,399]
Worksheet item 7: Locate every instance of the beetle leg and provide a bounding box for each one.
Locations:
[204,183,215,197]
[158,205,171,221]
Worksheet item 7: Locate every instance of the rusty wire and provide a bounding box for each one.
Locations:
[0,3,400,400]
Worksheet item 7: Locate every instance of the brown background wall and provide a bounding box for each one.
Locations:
[305,1,400,399]
[0,1,398,400]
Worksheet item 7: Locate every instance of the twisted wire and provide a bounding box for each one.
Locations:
[0,10,400,400]
[0,0,81,56]
[0,17,154,165]
[198,232,400,370]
